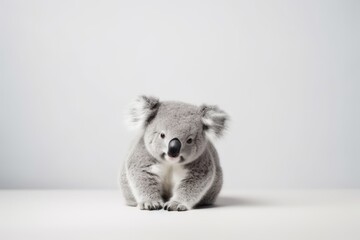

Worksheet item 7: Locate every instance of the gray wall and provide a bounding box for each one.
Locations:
[1,0,359,189]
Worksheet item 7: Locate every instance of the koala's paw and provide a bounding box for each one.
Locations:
[138,201,164,210]
[164,201,188,211]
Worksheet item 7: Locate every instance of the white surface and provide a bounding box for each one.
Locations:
[1,0,360,189]
[1,190,359,240]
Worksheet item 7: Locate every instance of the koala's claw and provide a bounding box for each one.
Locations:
[138,201,164,210]
[164,201,188,211]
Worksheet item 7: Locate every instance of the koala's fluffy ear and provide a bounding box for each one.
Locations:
[126,95,160,129]
[200,105,229,140]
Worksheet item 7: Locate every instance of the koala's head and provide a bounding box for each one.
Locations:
[127,96,229,164]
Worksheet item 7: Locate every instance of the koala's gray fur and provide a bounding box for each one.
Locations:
[120,96,228,211]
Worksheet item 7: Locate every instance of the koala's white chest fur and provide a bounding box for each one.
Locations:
[150,163,188,198]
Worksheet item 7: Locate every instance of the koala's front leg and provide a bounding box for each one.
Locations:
[127,155,163,210]
[164,158,215,211]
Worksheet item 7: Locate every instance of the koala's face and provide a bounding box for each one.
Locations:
[127,96,228,164]
[143,102,208,164]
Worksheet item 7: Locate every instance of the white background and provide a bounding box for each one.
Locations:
[0,0,359,189]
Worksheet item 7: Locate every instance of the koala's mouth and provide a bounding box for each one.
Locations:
[161,152,185,163]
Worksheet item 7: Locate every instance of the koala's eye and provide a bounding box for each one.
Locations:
[160,133,165,139]
[186,138,193,144]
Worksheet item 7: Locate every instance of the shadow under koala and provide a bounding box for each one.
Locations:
[194,195,271,209]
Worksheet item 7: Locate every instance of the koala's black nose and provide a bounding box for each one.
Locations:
[168,138,181,158]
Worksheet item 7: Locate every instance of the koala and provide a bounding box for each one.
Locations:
[120,96,228,211]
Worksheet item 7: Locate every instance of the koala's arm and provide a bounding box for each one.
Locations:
[126,138,163,210]
[165,152,215,211]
